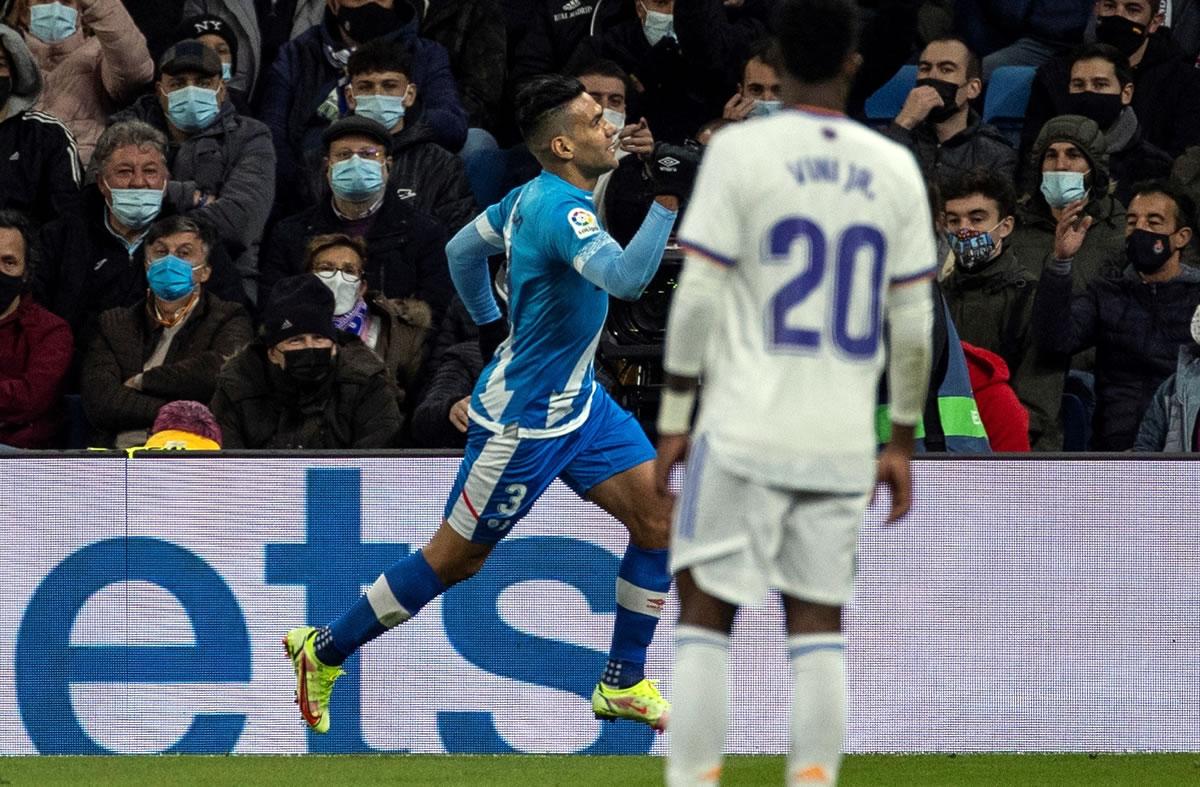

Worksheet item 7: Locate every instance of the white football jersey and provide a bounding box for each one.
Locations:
[676,108,937,492]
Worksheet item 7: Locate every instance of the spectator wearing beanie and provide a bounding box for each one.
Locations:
[137,399,223,450]
[176,12,247,111]
[1008,114,1126,296]
[211,273,401,448]
[7,0,153,165]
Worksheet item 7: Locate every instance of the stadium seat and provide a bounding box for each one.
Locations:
[983,66,1037,147]
[863,65,917,124]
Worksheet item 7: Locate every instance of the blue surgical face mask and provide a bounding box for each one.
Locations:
[330,155,385,202]
[221,62,233,82]
[29,2,78,44]
[748,99,782,118]
[1040,170,1088,208]
[354,93,407,130]
[165,85,221,132]
[146,255,197,301]
[641,5,675,46]
[106,182,164,230]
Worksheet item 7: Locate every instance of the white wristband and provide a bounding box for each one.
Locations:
[656,387,696,435]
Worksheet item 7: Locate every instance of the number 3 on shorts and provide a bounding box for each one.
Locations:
[495,484,528,516]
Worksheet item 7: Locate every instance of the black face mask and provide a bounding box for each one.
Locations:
[280,346,335,386]
[914,77,963,124]
[0,76,11,108]
[0,271,23,313]
[1126,228,1174,274]
[337,1,410,43]
[1064,90,1125,130]
[1095,14,1149,57]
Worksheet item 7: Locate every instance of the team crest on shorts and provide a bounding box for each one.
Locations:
[568,207,600,239]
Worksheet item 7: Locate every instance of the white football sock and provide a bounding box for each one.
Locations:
[665,624,729,786]
[787,633,846,785]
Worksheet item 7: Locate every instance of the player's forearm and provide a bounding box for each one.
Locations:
[580,201,677,300]
[445,217,503,325]
[885,279,935,430]
[663,254,724,378]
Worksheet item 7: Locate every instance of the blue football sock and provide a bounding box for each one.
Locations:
[317,550,446,666]
[605,544,670,688]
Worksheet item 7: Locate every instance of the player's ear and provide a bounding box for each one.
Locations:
[550,134,574,161]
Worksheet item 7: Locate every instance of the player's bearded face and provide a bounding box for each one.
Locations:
[562,95,620,175]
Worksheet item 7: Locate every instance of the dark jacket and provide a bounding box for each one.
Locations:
[112,95,276,300]
[1008,191,1126,293]
[0,294,73,448]
[510,0,632,84]
[1168,0,1200,62]
[1105,111,1173,209]
[390,122,477,233]
[954,0,1092,56]
[411,296,481,447]
[360,292,434,418]
[211,334,401,448]
[673,0,774,99]
[1022,29,1200,159]
[80,291,253,445]
[262,191,453,322]
[417,0,507,130]
[1134,343,1200,451]
[881,110,1017,188]
[260,7,468,214]
[0,24,81,225]
[567,23,713,144]
[1033,262,1200,450]
[942,244,1064,450]
[36,184,248,335]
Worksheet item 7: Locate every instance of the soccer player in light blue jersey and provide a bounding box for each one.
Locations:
[284,74,682,735]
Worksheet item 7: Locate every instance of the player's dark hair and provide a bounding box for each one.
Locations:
[770,0,860,84]
[515,74,586,144]
[942,168,1017,219]
[0,208,39,281]
[1069,42,1134,88]
[346,38,414,80]
[571,57,628,84]
[925,36,982,82]
[1129,179,1197,231]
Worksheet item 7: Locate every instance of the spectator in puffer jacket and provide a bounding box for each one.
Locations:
[0,23,81,225]
[112,39,275,306]
[0,209,72,449]
[211,273,401,448]
[961,341,1030,451]
[1134,304,1200,451]
[344,39,476,232]
[7,0,153,165]
[80,214,253,448]
[260,0,468,215]
[1033,179,1200,451]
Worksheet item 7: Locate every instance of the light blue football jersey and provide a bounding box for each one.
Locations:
[469,171,613,437]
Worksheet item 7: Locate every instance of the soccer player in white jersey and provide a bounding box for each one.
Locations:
[654,0,937,783]
[283,74,684,736]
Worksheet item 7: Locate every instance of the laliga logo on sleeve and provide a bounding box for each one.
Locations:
[568,207,600,239]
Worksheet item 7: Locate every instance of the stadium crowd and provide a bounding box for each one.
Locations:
[3,0,1200,452]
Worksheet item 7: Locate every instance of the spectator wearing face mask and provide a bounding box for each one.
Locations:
[344,39,476,233]
[1022,0,1200,160]
[1034,179,1200,451]
[260,0,468,215]
[1008,115,1126,294]
[1134,303,1200,451]
[211,272,401,448]
[0,23,81,225]
[176,13,247,112]
[261,116,452,323]
[7,0,153,166]
[0,209,72,449]
[303,232,432,423]
[111,40,275,306]
[565,0,710,143]
[37,120,246,334]
[939,168,1064,450]
[1063,43,1171,207]
[721,42,781,122]
[80,215,253,448]
[882,36,1016,188]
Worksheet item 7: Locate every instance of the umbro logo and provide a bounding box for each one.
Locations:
[658,156,680,172]
[562,0,581,10]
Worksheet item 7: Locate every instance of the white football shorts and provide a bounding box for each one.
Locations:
[670,436,870,607]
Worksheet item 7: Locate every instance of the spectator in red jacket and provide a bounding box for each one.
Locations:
[0,209,73,448]
[962,341,1030,452]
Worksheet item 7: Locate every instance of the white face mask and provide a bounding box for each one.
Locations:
[1191,303,1200,345]
[317,271,361,315]
[641,5,675,46]
[602,108,626,131]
